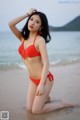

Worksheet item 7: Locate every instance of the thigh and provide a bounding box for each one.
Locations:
[32,78,54,112]
[26,79,37,110]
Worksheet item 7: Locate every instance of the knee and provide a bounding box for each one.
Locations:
[26,104,32,111]
[32,106,42,114]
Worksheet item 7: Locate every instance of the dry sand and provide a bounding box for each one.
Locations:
[0,63,80,120]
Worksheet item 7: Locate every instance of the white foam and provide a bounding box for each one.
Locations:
[18,64,26,69]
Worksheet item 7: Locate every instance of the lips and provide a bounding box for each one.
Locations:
[29,25,34,29]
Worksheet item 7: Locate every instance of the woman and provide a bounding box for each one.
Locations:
[8,8,73,114]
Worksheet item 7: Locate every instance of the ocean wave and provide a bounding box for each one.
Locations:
[50,57,80,66]
[0,57,80,70]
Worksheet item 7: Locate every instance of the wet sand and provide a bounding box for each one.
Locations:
[0,63,80,120]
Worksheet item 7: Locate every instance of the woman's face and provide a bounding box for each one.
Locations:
[28,14,42,32]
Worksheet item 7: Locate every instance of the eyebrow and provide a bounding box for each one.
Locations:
[31,16,41,22]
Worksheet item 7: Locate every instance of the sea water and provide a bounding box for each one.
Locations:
[0,31,80,69]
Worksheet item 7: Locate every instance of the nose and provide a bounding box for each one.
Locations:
[31,20,35,25]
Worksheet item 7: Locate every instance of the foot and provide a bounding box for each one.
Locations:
[61,100,74,108]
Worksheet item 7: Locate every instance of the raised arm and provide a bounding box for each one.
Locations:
[8,14,29,42]
[8,8,37,42]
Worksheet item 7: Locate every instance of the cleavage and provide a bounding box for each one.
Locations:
[23,41,34,50]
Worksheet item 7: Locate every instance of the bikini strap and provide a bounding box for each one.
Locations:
[33,35,37,44]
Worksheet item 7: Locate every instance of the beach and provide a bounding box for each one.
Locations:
[0,31,80,119]
[0,63,80,120]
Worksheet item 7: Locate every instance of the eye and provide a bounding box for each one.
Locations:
[36,21,40,24]
[35,20,41,24]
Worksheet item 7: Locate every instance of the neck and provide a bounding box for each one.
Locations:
[29,32,38,38]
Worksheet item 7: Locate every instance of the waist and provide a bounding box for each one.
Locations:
[28,68,42,79]
[29,71,54,82]
[24,59,43,76]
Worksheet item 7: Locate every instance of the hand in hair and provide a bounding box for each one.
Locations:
[27,8,37,16]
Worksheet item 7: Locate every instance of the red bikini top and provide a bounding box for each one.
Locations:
[18,36,41,59]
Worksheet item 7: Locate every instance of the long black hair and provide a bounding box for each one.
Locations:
[20,11,51,43]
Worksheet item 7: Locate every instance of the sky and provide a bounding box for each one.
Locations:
[0,0,80,32]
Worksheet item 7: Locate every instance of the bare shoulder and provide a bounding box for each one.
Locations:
[36,35,45,45]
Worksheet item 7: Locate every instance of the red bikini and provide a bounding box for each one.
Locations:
[18,36,54,85]
[30,71,54,86]
[18,37,41,59]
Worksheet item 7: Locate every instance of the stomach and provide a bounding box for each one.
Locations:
[23,57,43,79]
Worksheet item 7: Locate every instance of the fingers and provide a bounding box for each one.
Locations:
[36,90,44,96]
[32,8,37,12]
[30,8,37,11]
[28,8,37,15]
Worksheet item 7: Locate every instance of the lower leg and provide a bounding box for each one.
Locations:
[31,79,74,114]
[41,100,74,113]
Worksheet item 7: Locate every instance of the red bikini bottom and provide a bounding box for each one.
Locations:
[30,71,54,86]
